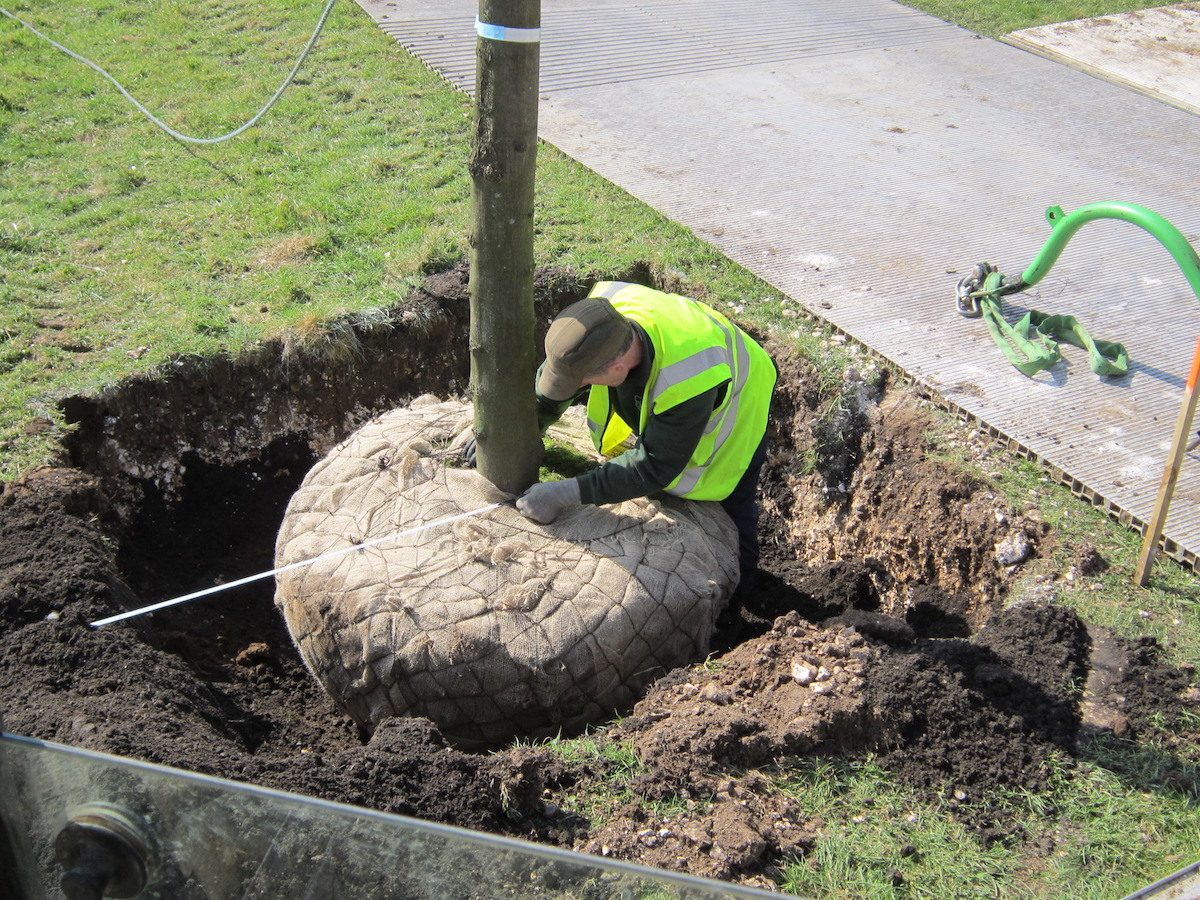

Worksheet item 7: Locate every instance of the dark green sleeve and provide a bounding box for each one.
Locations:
[536,392,575,432]
[577,386,721,506]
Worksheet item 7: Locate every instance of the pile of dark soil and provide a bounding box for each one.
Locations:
[1,267,1195,893]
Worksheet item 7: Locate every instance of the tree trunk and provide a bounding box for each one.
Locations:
[468,0,543,495]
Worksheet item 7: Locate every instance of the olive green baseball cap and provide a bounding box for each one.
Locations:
[539,297,632,401]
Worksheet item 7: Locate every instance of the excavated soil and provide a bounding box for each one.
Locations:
[1,265,1196,893]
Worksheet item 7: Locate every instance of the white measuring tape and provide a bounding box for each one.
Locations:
[90,502,504,628]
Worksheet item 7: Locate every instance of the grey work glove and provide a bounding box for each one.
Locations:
[516,478,582,524]
[461,431,477,467]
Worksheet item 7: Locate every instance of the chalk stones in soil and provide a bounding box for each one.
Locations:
[274,397,738,748]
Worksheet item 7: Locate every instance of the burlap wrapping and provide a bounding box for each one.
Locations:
[274,397,739,748]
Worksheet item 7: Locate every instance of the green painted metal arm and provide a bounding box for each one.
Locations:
[1019,201,1200,300]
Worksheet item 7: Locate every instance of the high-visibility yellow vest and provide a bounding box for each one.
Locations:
[585,282,777,501]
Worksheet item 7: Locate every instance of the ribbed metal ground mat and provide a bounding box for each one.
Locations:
[356,0,1200,569]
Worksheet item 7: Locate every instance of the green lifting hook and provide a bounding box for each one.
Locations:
[1026,202,1200,298]
[956,201,1200,377]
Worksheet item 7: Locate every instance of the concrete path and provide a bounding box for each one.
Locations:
[356,0,1200,571]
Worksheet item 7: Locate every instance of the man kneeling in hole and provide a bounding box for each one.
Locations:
[468,281,776,603]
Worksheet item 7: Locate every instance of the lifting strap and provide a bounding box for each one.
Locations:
[959,265,1129,378]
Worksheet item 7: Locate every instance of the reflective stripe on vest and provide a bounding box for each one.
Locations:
[669,305,753,495]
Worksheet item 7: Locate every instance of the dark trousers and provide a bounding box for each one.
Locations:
[719,432,769,598]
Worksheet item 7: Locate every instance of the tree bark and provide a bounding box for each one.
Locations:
[468,0,543,495]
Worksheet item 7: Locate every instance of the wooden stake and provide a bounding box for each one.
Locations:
[1134,336,1200,586]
